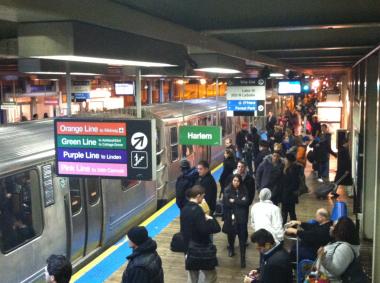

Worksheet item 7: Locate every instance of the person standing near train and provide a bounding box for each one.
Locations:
[196,161,217,215]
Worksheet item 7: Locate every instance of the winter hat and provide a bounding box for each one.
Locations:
[127,226,149,246]
[259,188,272,201]
[285,153,296,162]
[180,159,191,169]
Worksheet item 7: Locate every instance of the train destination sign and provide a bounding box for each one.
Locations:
[54,118,156,180]
[226,78,266,117]
[179,126,222,146]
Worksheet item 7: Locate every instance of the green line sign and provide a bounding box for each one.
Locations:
[57,135,127,149]
[179,126,222,146]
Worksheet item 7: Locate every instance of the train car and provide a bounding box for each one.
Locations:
[0,98,241,282]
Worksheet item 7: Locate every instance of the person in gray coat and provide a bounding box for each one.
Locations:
[317,217,361,283]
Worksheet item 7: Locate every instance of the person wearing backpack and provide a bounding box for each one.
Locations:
[317,217,369,283]
[175,159,199,210]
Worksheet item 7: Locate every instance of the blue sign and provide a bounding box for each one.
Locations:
[227,100,258,111]
[74,93,90,99]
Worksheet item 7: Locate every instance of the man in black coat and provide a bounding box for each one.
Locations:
[180,186,221,283]
[122,226,164,283]
[266,111,277,137]
[254,140,271,174]
[255,152,284,204]
[285,208,332,261]
[196,160,217,215]
[236,122,249,159]
[334,140,353,197]
[175,159,199,209]
[244,229,292,283]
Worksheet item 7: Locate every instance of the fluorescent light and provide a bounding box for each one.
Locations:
[269,73,284,77]
[194,67,240,74]
[233,76,243,79]
[200,79,207,85]
[142,74,167,78]
[176,79,185,85]
[185,75,202,78]
[32,55,176,67]
[25,71,100,76]
[285,69,290,72]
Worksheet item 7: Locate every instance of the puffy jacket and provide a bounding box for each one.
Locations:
[122,238,164,283]
[256,155,284,202]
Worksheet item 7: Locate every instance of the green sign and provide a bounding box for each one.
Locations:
[57,135,127,149]
[179,126,222,146]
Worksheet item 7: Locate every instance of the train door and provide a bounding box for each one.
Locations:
[68,177,103,262]
[197,116,211,162]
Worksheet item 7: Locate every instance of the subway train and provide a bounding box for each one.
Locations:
[0,98,245,283]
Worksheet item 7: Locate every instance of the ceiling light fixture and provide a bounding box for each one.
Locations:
[25,71,100,76]
[32,55,176,67]
[269,73,284,77]
[194,67,240,74]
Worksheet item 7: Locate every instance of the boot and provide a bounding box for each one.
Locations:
[228,246,235,257]
[240,246,246,268]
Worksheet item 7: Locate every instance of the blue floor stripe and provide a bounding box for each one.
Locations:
[76,165,224,283]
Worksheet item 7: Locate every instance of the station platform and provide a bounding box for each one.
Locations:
[72,159,354,283]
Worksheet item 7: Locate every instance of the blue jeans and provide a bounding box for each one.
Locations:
[319,160,329,178]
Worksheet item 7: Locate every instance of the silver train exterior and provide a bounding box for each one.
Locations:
[0,98,237,283]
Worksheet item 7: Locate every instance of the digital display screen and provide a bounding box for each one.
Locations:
[115,82,135,95]
[278,80,301,94]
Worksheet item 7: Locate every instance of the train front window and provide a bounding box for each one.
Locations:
[0,170,43,254]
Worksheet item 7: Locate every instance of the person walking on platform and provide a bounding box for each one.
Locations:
[236,122,249,160]
[222,174,249,268]
[196,160,217,215]
[250,126,261,160]
[266,111,277,138]
[122,226,164,283]
[251,188,284,244]
[253,140,270,174]
[315,124,337,182]
[219,149,236,198]
[225,137,236,158]
[176,159,199,210]
[334,140,353,197]
[281,153,302,225]
[181,186,221,283]
[244,229,292,283]
[45,254,72,283]
[233,160,255,205]
[242,134,255,174]
[255,152,284,205]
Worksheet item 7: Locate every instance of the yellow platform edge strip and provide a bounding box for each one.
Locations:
[72,162,223,282]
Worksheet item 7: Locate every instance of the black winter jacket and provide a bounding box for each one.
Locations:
[196,172,217,213]
[175,167,199,209]
[180,201,221,252]
[222,185,249,234]
[256,156,284,200]
[334,146,353,186]
[258,242,292,283]
[297,221,333,258]
[219,157,236,192]
[122,238,164,283]
[254,148,271,173]
[281,163,302,205]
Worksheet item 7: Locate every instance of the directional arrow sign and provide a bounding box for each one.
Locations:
[131,132,148,150]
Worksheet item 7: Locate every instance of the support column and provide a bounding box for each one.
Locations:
[65,63,72,117]
[148,81,153,105]
[371,51,380,282]
[363,55,378,240]
[135,68,142,118]
[159,79,164,103]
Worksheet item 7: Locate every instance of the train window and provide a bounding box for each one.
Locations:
[0,170,43,254]
[182,144,193,157]
[68,178,82,215]
[86,178,100,205]
[170,127,179,162]
[121,179,139,191]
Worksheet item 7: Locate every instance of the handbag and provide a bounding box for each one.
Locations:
[185,240,218,270]
[303,255,330,283]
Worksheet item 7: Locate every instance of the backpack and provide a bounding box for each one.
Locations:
[335,244,370,283]
[175,168,198,208]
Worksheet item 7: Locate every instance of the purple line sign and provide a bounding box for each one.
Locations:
[57,148,127,163]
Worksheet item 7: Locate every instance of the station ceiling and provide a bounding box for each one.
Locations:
[0,0,379,74]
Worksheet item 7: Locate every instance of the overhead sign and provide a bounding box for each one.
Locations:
[226,78,266,117]
[179,126,222,146]
[72,81,91,101]
[54,118,156,180]
[0,102,17,110]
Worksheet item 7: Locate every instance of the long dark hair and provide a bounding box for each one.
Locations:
[333,217,360,245]
[231,174,243,190]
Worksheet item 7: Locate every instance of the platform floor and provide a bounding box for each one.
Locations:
[105,158,355,283]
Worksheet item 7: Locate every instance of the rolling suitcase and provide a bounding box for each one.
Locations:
[315,172,348,199]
